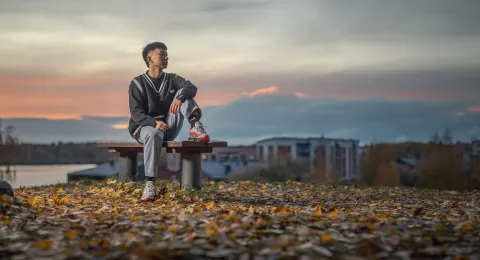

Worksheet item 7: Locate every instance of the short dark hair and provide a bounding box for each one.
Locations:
[142,42,167,67]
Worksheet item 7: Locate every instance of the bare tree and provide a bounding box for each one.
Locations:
[431,131,441,144]
[0,119,22,172]
[442,128,454,144]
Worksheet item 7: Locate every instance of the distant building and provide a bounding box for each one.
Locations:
[202,146,258,163]
[255,137,360,180]
[472,140,480,156]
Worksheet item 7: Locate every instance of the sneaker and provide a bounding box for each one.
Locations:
[140,181,156,202]
[188,121,210,142]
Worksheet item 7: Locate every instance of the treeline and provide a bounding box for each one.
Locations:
[19,142,115,165]
[0,119,115,166]
[358,129,478,191]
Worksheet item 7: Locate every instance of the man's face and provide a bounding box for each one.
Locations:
[147,48,169,69]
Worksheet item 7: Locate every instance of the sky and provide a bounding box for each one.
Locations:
[0,0,479,145]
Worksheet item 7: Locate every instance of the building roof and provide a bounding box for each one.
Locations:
[255,136,359,144]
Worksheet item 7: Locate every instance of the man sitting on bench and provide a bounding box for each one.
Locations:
[127,41,210,202]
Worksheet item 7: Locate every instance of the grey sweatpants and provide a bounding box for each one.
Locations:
[133,90,199,177]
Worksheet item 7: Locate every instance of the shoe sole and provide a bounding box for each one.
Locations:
[188,132,210,142]
[188,136,210,142]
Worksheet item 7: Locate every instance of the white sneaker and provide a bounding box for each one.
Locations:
[140,181,156,202]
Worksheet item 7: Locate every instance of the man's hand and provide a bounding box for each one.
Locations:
[170,99,182,113]
[155,121,168,131]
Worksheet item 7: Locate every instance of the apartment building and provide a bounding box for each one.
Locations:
[255,137,360,180]
[472,140,480,156]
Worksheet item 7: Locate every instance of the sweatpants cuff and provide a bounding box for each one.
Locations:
[144,172,156,178]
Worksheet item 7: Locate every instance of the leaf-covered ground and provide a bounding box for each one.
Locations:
[1,179,479,259]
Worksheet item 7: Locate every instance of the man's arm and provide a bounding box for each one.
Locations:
[173,74,198,101]
[129,81,156,127]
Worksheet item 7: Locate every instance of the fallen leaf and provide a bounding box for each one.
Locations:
[33,240,52,250]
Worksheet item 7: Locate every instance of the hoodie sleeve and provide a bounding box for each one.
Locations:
[128,80,157,127]
[172,74,198,100]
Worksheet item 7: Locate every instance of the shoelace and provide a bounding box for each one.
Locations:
[195,123,208,133]
[144,183,155,195]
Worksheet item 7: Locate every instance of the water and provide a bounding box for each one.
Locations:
[0,164,96,189]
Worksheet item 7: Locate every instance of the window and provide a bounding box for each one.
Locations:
[211,155,217,161]
[296,142,311,158]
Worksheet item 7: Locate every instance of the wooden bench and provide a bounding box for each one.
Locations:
[97,141,227,190]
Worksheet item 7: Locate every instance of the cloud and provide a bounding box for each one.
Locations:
[243,86,279,97]
[468,107,480,113]
[3,94,479,145]
[1,0,480,77]
[396,135,408,142]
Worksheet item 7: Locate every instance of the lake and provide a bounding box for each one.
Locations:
[0,164,96,189]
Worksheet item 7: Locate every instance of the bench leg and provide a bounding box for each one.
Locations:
[180,152,202,190]
[119,152,138,181]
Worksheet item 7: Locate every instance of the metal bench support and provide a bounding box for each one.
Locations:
[119,151,138,181]
[180,152,202,190]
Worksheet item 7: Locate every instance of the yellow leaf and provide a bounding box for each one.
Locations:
[272,206,289,215]
[0,195,13,204]
[130,216,140,222]
[205,201,215,209]
[2,219,11,225]
[321,232,332,243]
[33,240,52,250]
[228,211,238,222]
[56,188,64,193]
[365,223,376,231]
[327,208,340,218]
[64,230,78,239]
[205,222,219,237]
[193,195,199,201]
[169,225,179,233]
[209,194,215,199]
[312,205,323,217]
[28,197,40,206]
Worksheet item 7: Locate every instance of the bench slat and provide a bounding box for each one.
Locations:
[97,141,227,148]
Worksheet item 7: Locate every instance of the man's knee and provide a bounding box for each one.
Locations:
[141,126,164,142]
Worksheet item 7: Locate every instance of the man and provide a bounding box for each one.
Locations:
[127,42,210,202]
